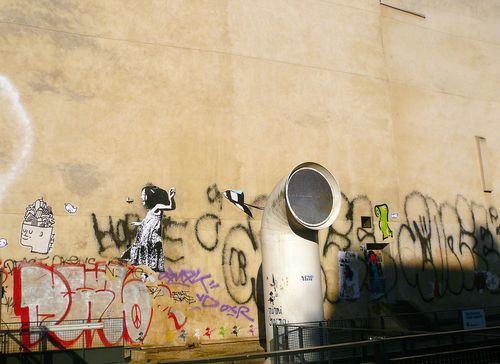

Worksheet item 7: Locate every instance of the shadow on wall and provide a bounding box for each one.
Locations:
[326,263,499,315]
[322,191,500,324]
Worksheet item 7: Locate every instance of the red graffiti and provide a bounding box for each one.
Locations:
[13,262,152,349]
[167,308,187,330]
[156,283,188,330]
[204,327,214,339]
[131,304,142,329]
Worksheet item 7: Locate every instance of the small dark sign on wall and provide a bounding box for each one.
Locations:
[361,216,372,228]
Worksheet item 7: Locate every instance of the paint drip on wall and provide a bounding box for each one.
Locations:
[20,198,55,254]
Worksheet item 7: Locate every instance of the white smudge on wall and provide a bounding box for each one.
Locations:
[0,75,33,206]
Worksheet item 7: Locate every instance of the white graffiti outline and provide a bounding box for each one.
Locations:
[0,75,33,205]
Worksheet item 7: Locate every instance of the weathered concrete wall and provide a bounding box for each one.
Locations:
[0,0,498,348]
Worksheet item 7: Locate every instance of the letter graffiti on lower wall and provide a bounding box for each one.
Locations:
[13,262,152,348]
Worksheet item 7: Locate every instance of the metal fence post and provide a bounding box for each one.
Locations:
[82,325,86,363]
[361,332,367,362]
[373,339,386,364]
[272,325,279,364]
[298,326,305,364]
[273,325,279,351]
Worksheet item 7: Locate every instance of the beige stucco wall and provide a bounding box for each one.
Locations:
[0,0,498,348]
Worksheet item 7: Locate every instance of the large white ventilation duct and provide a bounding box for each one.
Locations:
[261,162,341,352]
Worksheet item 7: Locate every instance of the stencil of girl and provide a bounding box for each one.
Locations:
[121,185,176,272]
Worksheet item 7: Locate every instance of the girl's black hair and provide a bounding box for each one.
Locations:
[142,185,174,210]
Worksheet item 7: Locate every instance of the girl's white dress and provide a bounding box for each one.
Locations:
[126,209,165,272]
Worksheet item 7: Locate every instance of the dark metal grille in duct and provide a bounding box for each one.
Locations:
[287,168,333,226]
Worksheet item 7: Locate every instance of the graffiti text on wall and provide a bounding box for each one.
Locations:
[91,185,500,307]
[157,267,255,323]
[92,214,187,263]
[398,192,500,301]
[321,192,499,303]
[13,262,152,348]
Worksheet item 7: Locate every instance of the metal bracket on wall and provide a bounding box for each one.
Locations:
[476,136,492,193]
[379,1,426,19]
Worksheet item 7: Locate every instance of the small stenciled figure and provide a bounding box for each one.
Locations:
[179,329,187,341]
[121,185,176,272]
[203,327,214,339]
[269,291,275,305]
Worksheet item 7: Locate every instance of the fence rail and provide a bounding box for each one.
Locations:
[0,317,124,354]
[294,304,500,332]
[161,306,500,364]
[161,326,500,364]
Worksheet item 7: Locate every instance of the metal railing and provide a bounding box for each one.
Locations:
[375,304,500,331]
[159,306,500,364]
[311,305,500,332]
[272,324,500,363]
[268,305,500,363]
[0,317,123,354]
[160,326,500,364]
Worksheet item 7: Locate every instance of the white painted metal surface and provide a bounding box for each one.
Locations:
[261,162,341,352]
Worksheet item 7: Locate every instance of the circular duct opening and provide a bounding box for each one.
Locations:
[286,168,333,227]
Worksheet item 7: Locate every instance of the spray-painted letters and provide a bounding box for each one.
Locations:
[13,262,152,348]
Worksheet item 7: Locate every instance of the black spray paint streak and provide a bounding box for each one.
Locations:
[221,195,267,307]
[91,213,140,255]
[195,214,221,252]
[89,186,499,306]
[91,213,187,262]
[397,192,500,301]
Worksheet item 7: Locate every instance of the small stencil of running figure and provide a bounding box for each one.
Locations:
[203,327,215,339]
